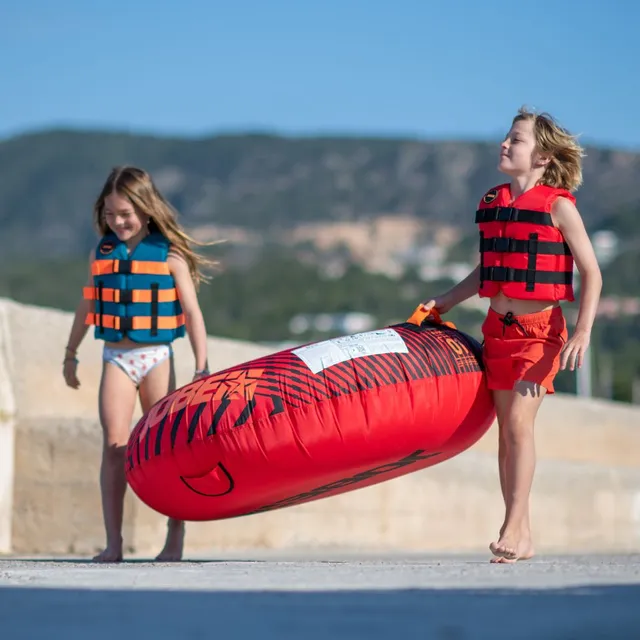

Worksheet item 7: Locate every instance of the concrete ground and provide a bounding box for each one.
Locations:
[1,552,639,639]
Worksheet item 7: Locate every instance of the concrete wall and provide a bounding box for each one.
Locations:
[473,393,640,468]
[135,451,640,555]
[0,302,16,553]
[1,297,639,556]
[11,413,640,556]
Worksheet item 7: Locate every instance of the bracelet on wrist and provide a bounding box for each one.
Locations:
[194,358,209,375]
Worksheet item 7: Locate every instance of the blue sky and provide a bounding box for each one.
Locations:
[2,0,638,149]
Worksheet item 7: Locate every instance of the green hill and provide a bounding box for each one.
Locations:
[1,128,640,259]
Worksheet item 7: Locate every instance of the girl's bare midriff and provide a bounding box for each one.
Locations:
[105,338,170,349]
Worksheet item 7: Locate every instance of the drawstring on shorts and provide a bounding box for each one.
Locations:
[499,311,529,337]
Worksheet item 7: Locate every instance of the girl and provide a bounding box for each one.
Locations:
[422,107,602,562]
[62,166,217,562]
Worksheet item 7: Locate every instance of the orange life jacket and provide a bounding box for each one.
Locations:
[475,183,575,302]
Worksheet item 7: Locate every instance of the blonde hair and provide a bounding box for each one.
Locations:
[94,166,219,288]
[513,106,585,192]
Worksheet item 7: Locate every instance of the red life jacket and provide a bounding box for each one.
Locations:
[476,183,575,302]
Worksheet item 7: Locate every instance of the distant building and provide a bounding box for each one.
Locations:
[592,230,619,267]
[289,312,376,336]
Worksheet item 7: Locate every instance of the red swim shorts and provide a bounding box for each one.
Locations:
[481,306,568,393]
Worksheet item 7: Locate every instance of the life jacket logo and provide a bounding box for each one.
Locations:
[483,189,498,204]
[99,242,115,255]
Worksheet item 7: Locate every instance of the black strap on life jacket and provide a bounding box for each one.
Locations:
[150,283,159,337]
[475,207,556,226]
[97,281,105,335]
[480,236,571,256]
[479,265,573,289]
[479,231,485,289]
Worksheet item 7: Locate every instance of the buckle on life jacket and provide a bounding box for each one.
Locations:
[119,317,134,332]
[486,237,515,253]
[116,259,132,274]
[118,290,133,304]
[484,266,516,282]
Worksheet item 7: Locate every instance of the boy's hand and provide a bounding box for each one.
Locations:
[560,329,591,371]
[420,294,455,315]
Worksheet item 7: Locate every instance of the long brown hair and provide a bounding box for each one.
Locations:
[513,107,585,192]
[93,166,219,288]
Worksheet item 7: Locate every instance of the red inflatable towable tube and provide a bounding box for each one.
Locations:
[125,306,496,521]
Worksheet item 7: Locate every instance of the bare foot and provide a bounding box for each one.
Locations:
[155,521,185,562]
[490,541,535,563]
[489,533,535,563]
[489,527,522,559]
[92,545,123,563]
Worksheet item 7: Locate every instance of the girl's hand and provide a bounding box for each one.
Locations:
[192,368,210,382]
[63,357,80,389]
[560,329,591,371]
